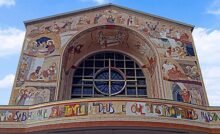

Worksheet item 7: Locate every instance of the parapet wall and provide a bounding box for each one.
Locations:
[0,98,220,133]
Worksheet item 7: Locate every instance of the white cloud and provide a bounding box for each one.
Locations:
[193,28,220,64]
[0,0,15,7]
[0,27,25,57]
[207,0,220,15]
[0,74,15,89]
[193,27,220,106]
[80,0,109,5]
[0,74,14,105]
[92,0,109,4]
[207,8,220,15]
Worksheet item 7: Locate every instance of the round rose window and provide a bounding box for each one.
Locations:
[94,67,126,95]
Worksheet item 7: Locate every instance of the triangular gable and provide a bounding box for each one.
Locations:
[24,3,194,30]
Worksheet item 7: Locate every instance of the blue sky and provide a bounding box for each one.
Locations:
[0,0,220,106]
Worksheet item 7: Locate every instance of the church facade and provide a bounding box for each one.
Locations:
[0,4,220,133]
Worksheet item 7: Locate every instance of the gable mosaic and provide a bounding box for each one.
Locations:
[10,5,208,107]
[1,4,220,133]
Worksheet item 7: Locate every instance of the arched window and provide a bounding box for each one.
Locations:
[71,51,147,98]
[172,85,183,102]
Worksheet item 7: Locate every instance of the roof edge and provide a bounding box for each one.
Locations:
[24,3,114,26]
[24,3,195,30]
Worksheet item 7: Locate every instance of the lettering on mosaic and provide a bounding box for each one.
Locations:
[1,101,219,123]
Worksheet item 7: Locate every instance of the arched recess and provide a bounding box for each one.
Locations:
[172,84,183,102]
[58,25,162,100]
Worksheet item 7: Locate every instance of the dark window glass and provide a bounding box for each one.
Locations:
[84,69,93,76]
[71,52,147,99]
[110,60,115,67]
[120,69,125,73]
[137,78,146,85]
[177,93,183,102]
[73,77,82,84]
[136,69,144,76]
[95,53,104,59]
[95,61,104,67]
[83,80,93,85]
[115,53,124,60]
[85,60,93,67]
[119,90,125,95]
[125,56,130,60]
[127,87,136,95]
[105,52,114,59]
[126,69,135,76]
[126,61,134,68]
[95,69,99,73]
[79,62,84,67]
[104,60,109,67]
[116,61,124,68]
[75,69,83,76]
[127,81,136,85]
[83,86,93,95]
[72,86,81,94]
[138,87,147,95]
